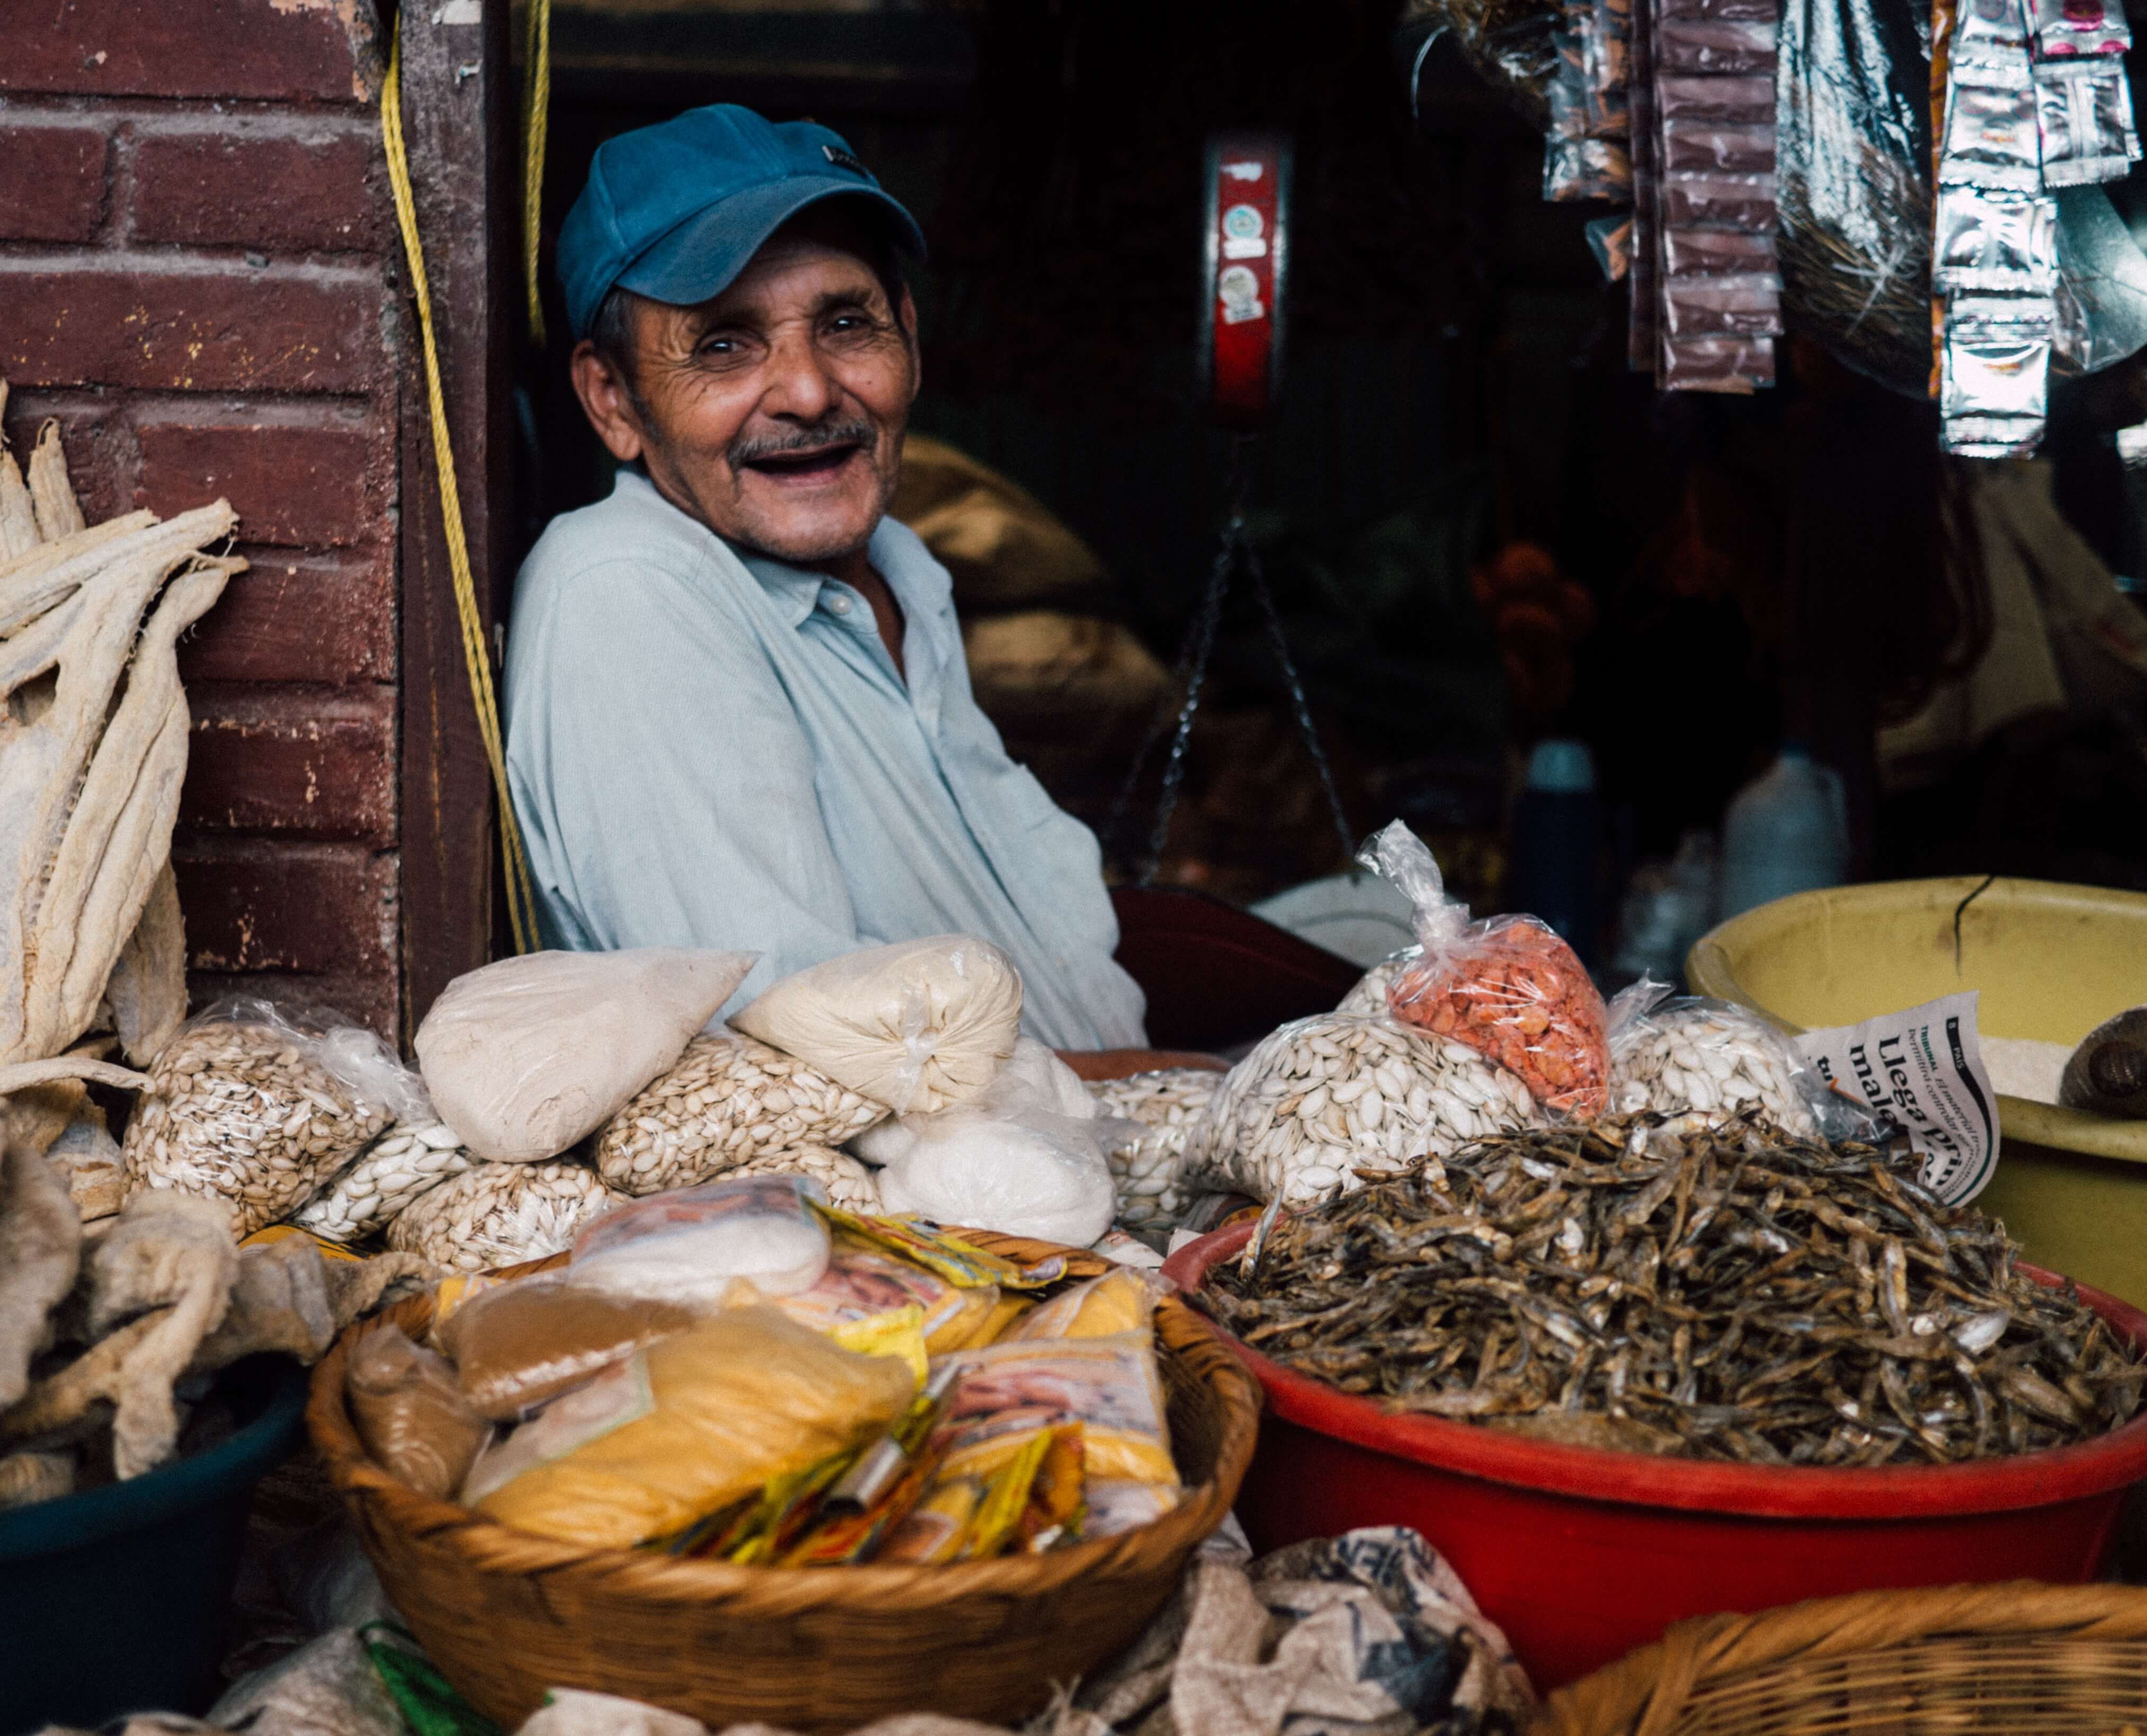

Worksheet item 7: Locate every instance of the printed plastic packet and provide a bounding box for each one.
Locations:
[929,1330,1177,1488]
[877,1422,1086,1564]
[1360,820,1610,1115]
[773,1244,1002,1357]
[346,1323,491,1500]
[1003,1269,1161,1343]
[468,1305,916,1549]
[435,1270,697,1421]
[815,1206,1070,1292]
[566,1173,832,1307]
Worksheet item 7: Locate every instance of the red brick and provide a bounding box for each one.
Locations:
[136,416,385,547]
[0,264,382,394]
[0,399,134,526]
[2,0,372,105]
[131,129,381,253]
[184,968,398,1040]
[181,550,396,686]
[0,125,109,243]
[182,686,396,843]
[171,841,395,975]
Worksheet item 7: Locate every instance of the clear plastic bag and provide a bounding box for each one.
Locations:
[1192,1011,1539,1206]
[1606,977,1879,1141]
[384,1161,624,1274]
[415,948,758,1165]
[567,1173,833,1306]
[1088,1069,1222,1234]
[930,1330,1177,1488]
[435,1270,697,1421]
[730,936,1024,1116]
[121,998,424,1236]
[345,1322,491,1499]
[592,1032,886,1196]
[856,1038,1117,1247]
[1359,822,1610,1115]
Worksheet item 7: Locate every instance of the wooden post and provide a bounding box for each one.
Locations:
[396,0,514,1037]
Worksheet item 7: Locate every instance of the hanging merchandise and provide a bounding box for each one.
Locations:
[1937,0,2141,453]
[1546,0,1636,201]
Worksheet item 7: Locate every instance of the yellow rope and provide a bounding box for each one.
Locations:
[521,0,551,346]
[382,19,541,956]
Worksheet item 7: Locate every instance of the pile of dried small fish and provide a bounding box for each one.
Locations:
[1200,1116,2147,1465]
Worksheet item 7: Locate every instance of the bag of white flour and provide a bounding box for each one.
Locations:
[415,949,758,1164]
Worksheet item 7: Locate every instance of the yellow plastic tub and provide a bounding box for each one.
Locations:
[1688,877,2147,1305]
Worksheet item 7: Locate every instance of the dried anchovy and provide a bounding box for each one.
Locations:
[1200,1115,2147,1465]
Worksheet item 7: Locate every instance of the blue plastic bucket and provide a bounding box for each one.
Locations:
[0,1354,310,1734]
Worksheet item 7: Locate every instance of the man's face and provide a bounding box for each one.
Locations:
[571,218,918,568]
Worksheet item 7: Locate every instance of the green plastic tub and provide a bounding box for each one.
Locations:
[1689,876,2147,1307]
[0,1354,309,1735]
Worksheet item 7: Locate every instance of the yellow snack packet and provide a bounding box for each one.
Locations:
[876,1472,984,1565]
[932,1332,1177,1488]
[817,1208,1067,1291]
[470,1306,915,1551]
[1003,1270,1157,1343]
[830,1303,929,1384]
[776,1248,1000,1355]
[975,1293,1038,1345]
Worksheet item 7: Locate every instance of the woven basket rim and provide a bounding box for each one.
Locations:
[310,1231,1262,1605]
[1528,1578,2147,1736]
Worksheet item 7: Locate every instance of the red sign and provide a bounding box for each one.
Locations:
[1200,131,1291,429]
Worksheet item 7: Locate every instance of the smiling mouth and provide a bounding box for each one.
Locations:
[739,440,865,482]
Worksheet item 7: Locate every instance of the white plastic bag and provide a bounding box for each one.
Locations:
[566,1173,833,1306]
[730,935,1022,1115]
[121,998,428,1236]
[415,948,758,1164]
[857,1038,1116,1245]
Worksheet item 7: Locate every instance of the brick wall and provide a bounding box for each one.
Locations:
[0,0,409,1034]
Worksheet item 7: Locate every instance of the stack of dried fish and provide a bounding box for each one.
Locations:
[1201,1115,2146,1465]
[0,381,240,1168]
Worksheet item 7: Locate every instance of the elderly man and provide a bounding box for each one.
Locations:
[505,104,1147,1049]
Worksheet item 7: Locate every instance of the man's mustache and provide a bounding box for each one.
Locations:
[730,420,877,467]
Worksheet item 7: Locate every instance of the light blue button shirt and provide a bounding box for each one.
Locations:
[503,469,1148,1050]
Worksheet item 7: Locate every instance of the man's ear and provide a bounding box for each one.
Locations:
[570,339,648,464]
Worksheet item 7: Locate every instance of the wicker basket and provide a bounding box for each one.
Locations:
[1531,1580,2147,1736]
[310,1234,1260,1733]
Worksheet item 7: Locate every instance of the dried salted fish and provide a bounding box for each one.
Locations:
[1199,1115,2147,1465]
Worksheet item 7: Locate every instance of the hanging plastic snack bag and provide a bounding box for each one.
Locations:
[435,1271,698,1421]
[1191,1011,1539,1206]
[1606,978,1885,1143]
[566,1173,832,1307]
[730,936,1023,1115]
[593,1033,887,1196]
[469,1305,916,1550]
[856,1038,1118,1247]
[1003,1268,1160,1343]
[386,1161,625,1274]
[930,1330,1177,1488]
[415,948,758,1164]
[123,999,428,1237]
[1360,820,1610,1115]
[346,1323,491,1500]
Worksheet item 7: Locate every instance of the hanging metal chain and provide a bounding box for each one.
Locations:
[1109,439,1356,886]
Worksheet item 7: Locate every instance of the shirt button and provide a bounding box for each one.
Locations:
[827,593,852,615]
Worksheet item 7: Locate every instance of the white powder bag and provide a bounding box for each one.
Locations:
[730,936,1022,1115]
[415,949,758,1164]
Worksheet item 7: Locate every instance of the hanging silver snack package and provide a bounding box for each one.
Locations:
[1654,15,1779,71]
[1656,71,1775,122]
[1933,184,2061,290]
[1662,270,1786,333]
[1663,333,1779,389]
[1629,0,1662,373]
[1589,0,1633,99]
[2035,58,2141,186]
[1660,118,1778,170]
[1663,224,1779,272]
[1942,292,2054,454]
[1588,212,1636,279]
[1661,170,1779,227]
[1957,0,2032,58]
[1940,59,2049,193]
[2030,0,2129,57]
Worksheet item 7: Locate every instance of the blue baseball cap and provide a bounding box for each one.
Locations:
[557,104,926,341]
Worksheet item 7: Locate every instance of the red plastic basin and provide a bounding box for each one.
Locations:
[1163,1221,2147,1690]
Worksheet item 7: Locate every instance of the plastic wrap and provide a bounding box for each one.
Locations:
[1360,821,1610,1114]
[415,949,758,1165]
[774,1245,1002,1355]
[857,1038,1117,1247]
[567,1173,832,1306]
[1776,0,1936,394]
[732,936,1023,1116]
[346,1323,491,1499]
[930,1330,1177,1487]
[121,999,420,1236]
[593,1032,887,1196]
[384,1161,625,1274]
[1088,1069,1222,1234]
[436,1271,697,1421]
